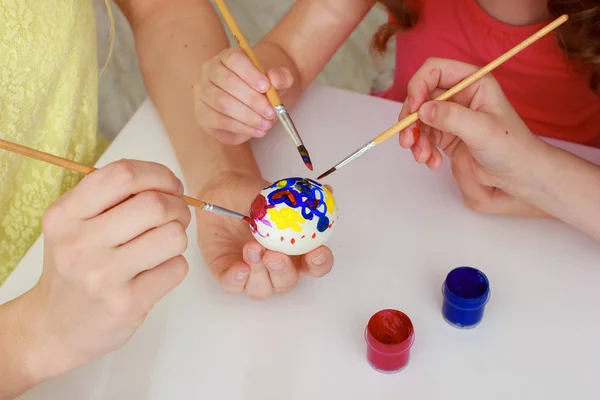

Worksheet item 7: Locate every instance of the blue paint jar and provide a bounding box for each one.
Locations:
[442,266,490,329]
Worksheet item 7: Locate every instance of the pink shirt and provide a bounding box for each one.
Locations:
[379,0,600,145]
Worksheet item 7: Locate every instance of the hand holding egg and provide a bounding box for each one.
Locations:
[247,178,339,255]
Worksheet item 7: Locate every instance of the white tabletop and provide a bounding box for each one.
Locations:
[2,84,600,399]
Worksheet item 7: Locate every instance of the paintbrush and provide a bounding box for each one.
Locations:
[213,0,313,171]
[317,14,569,180]
[0,138,250,222]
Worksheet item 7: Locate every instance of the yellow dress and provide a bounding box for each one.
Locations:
[0,0,107,285]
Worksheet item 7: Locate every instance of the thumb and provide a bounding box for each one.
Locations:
[418,101,493,147]
[267,67,294,91]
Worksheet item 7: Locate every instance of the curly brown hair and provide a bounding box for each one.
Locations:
[371,0,600,92]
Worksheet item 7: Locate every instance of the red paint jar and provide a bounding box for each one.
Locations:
[365,309,415,373]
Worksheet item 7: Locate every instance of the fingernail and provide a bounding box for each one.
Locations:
[268,259,285,271]
[258,79,270,92]
[272,70,284,88]
[420,103,435,123]
[235,271,248,281]
[178,180,185,195]
[255,129,267,137]
[312,253,327,266]
[406,97,413,112]
[265,108,275,118]
[248,248,262,263]
[261,119,272,129]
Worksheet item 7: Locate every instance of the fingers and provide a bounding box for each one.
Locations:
[202,81,273,132]
[411,122,432,164]
[299,246,334,278]
[129,255,189,313]
[194,48,295,145]
[266,67,294,92]
[215,54,276,120]
[425,129,444,170]
[194,86,268,139]
[62,159,184,220]
[262,250,299,295]
[398,99,419,149]
[216,261,250,294]
[242,242,273,300]
[220,48,271,94]
[212,242,334,299]
[87,192,191,247]
[419,100,496,147]
[114,221,189,281]
[406,58,486,106]
[450,143,493,209]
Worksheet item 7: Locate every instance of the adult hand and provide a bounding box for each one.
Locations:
[196,171,334,300]
[193,48,294,145]
[21,159,191,383]
[397,57,551,217]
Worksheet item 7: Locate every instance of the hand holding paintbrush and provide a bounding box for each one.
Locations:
[212,0,313,171]
[317,14,569,180]
[0,138,251,222]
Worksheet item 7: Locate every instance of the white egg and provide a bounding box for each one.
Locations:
[247,177,339,255]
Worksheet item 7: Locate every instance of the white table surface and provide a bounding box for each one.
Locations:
[2,84,600,399]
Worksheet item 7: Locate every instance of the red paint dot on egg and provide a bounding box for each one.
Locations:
[291,238,295,244]
[312,233,316,239]
[280,236,284,242]
[266,233,270,237]
[301,235,305,239]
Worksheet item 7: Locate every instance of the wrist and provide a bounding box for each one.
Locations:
[0,294,48,398]
[195,167,263,199]
[187,142,262,196]
[498,136,555,198]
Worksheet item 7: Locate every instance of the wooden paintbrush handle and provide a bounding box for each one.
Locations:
[373,14,568,146]
[0,138,95,174]
[214,0,282,107]
[0,138,208,210]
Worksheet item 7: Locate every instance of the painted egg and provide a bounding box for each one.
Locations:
[248,177,339,255]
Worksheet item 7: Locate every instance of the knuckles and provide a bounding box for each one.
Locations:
[164,221,189,256]
[139,191,170,222]
[106,159,138,189]
[221,48,246,67]
[42,202,66,237]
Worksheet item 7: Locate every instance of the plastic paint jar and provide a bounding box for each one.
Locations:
[365,309,415,373]
[442,266,490,329]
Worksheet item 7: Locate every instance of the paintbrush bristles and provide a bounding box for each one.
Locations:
[298,145,313,170]
[317,167,336,180]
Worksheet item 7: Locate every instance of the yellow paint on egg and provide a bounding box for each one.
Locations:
[324,187,336,213]
[267,207,306,232]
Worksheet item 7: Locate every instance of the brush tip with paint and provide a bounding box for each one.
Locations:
[298,145,313,171]
[317,166,336,180]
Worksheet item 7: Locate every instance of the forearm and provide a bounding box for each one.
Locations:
[255,0,373,109]
[125,0,261,195]
[510,141,600,240]
[0,297,39,400]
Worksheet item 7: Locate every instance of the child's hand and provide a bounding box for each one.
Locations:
[193,48,294,145]
[23,159,191,382]
[196,171,334,299]
[397,57,550,216]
